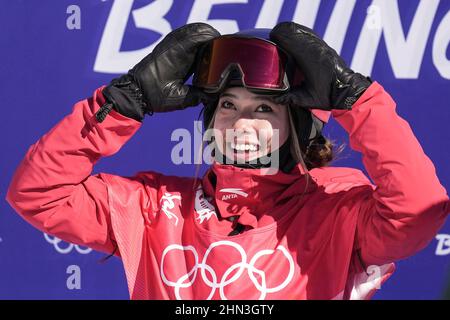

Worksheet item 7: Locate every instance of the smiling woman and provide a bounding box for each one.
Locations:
[212,87,290,164]
[5,22,449,300]
[201,86,342,175]
[195,28,340,174]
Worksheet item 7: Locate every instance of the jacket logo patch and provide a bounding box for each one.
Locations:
[195,186,217,224]
[160,192,182,226]
[219,188,248,199]
[221,194,237,201]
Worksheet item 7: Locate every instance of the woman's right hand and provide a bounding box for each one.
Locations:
[98,23,220,122]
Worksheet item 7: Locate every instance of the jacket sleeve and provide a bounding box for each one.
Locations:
[5,87,142,255]
[331,82,450,266]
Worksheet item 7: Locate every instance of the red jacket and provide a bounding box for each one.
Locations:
[6,82,449,300]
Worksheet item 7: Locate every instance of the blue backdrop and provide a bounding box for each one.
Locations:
[1,0,449,299]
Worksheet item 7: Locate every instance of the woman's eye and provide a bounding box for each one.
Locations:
[221,101,235,109]
[256,104,273,112]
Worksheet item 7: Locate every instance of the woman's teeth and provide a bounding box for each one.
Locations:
[230,142,258,152]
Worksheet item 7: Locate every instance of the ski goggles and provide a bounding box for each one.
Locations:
[193,35,304,94]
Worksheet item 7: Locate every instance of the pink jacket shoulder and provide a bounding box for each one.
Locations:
[310,166,375,194]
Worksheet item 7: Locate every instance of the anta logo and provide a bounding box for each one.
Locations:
[219,188,248,201]
[221,194,238,201]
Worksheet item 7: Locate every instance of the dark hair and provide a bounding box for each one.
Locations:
[281,105,346,180]
[303,134,345,169]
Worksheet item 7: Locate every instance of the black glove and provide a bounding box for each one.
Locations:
[269,22,372,111]
[96,23,220,122]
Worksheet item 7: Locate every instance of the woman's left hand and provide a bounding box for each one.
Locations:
[270,21,372,111]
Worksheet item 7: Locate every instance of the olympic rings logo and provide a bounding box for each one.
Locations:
[44,233,92,255]
[160,240,294,300]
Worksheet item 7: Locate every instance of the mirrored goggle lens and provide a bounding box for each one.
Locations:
[195,37,290,91]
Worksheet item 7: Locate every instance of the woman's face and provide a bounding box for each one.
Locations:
[212,87,290,163]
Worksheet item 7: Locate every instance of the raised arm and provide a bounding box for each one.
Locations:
[270,22,449,266]
[6,88,141,254]
[6,23,220,254]
[332,83,449,266]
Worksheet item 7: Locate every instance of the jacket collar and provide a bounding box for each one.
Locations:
[201,160,317,229]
